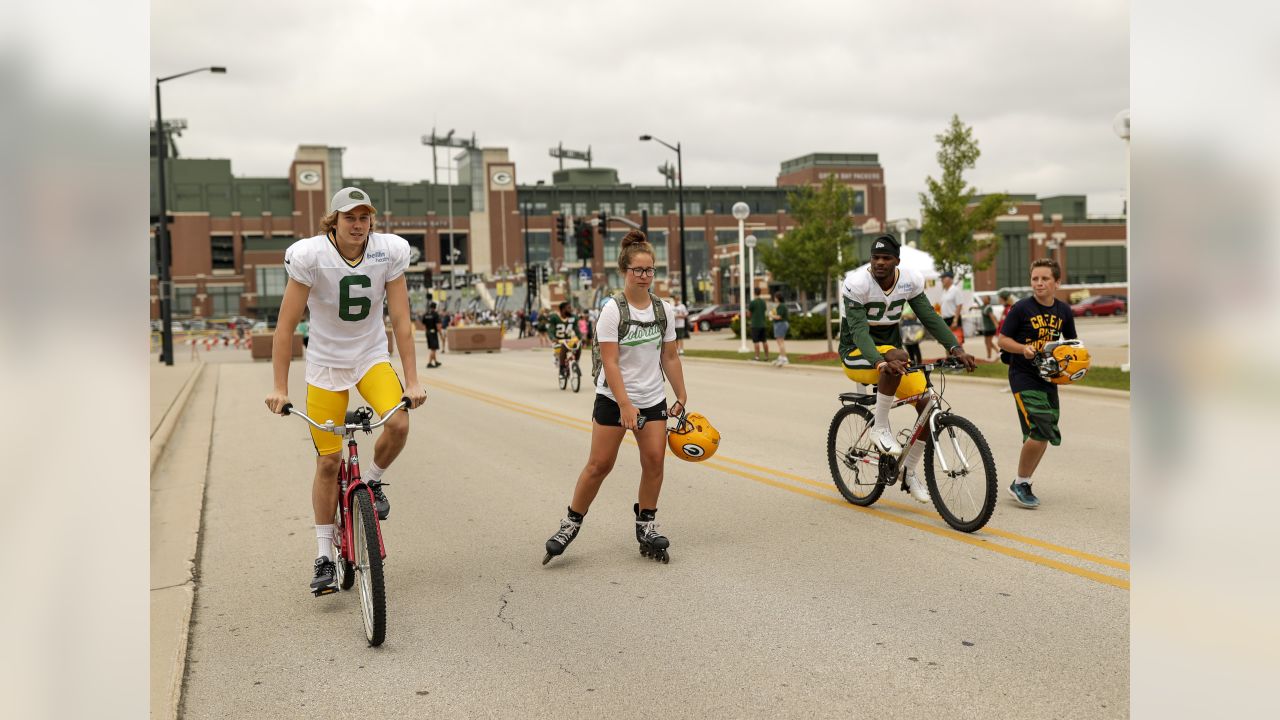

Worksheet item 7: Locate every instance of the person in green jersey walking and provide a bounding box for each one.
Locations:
[747,286,770,362]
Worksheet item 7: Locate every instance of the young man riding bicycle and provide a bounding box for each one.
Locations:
[838,234,977,503]
[546,300,583,371]
[264,187,427,596]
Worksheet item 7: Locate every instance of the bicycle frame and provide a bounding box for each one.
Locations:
[335,433,387,562]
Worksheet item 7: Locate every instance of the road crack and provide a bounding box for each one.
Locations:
[498,583,520,632]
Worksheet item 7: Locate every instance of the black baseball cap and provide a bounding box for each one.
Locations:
[870,234,900,258]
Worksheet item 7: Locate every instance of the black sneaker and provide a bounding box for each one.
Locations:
[1008,481,1040,508]
[369,480,390,520]
[311,556,337,596]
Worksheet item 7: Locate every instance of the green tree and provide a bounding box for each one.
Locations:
[918,114,1008,275]
[759,174,858,352]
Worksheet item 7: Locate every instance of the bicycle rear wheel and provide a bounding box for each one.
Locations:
[351,488,387,646]
[827,404,886,506]
[571,363,581,393]
[924,413,998,533]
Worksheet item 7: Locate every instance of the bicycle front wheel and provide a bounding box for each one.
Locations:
[571,363,581,393]
[351,489,387,646]
[558,363,568,390]
[827,404,885,506]
[924,413,998,533]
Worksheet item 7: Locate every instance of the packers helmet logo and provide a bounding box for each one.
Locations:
[1069,369,1088,382]
[349,190,365,200]
[681,443,705,458]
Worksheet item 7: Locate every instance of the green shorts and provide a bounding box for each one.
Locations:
[1014,389,1061,446]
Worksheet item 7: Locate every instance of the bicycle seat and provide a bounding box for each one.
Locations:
[838,392,876,406]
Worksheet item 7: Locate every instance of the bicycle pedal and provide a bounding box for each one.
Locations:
[312,587,338,597]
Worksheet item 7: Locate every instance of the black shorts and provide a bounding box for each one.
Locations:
[676,326,690,340]
[426,333,440,350]
[750,327,767,343]
[592,394,667,427]
[980,330,995,338]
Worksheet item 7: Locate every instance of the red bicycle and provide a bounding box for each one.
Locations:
[282,398,409,646]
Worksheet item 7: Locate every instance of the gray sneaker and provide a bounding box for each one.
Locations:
[1008,481,1040,508]
[369,480,390,520]
[310,556,337,596]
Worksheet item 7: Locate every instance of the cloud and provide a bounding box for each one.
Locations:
[152,0,1129,217]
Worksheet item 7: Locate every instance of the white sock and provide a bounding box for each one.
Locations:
[365,460,386,484]
[1016,475,1032,486]
[903,439,926,471]
[316,524,335,559]
[875,392,894,430]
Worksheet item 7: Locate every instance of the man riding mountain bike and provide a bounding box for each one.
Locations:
[838,234,977,503]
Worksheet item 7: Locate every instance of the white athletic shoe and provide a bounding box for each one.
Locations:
[904,470,931,504]
[871,426,903,457]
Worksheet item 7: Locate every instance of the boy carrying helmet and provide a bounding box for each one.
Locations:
[996,258,1091,508]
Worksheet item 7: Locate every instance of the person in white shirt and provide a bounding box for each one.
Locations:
[264,186,427,596]
[542,230,689,565]
[672,294,689,354]
[939,271,963,337]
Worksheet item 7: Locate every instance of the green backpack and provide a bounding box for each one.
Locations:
[590,291,668,388]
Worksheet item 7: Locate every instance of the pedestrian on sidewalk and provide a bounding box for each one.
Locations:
[939,271,964,344]
[296,315,310,349]
[747,286,770,362]
[672,293,689,355]
[770,291,790,366]
[541,230,688,566]
[422,302,443,368]
[979,295,998,360]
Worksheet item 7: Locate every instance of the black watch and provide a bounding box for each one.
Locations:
[949,346,964,356]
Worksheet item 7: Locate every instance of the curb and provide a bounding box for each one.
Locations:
[678,355,1130,400]
[151,361,206,472]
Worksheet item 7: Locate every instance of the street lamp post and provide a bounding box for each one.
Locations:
[154,65,226,366]
[745,234,758,304]
[639,135,688,303]
[1113,109,1130,373]
[732,202,750,353]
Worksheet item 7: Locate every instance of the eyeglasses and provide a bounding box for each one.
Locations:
[627,267,657,278]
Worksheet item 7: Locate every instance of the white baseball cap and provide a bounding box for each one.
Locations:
[329,186,377,214]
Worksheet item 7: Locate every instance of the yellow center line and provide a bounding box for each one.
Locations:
[426,378,1129,589]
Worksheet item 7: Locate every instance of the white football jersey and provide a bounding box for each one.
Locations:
[841,266,927,326]
[284,232,410,372]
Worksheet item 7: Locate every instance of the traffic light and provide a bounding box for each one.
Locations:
[555,215,566,244]
[598,212,609,240]
[575,218,594,260]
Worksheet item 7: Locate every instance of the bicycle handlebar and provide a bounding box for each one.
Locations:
[902,357,968,374]
[281,397,411,435]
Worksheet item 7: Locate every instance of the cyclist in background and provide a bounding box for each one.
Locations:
[546,300,582,370]
[839,234,976,503]
[264,187,427,596]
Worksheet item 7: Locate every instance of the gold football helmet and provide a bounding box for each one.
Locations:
[667,411,720,462]
[564,337,581,351]
[1035,340,1092,385]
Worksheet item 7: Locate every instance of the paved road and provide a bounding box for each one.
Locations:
[180,346,1128,719]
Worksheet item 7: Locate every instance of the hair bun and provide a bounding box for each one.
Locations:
[620,229,647,248]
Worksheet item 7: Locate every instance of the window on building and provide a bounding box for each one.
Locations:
[600,203,612,214]
[209,284,243,316]
[400,233,425,264]
[1066,245,1126,284]
[852,191,866,216]
[637,202,650,215]
[686,202,701,215]
[574,202,587,217]
[527,230,552,265]
[255,266,287,298]
[995,234,1029,289]
[653,202,664,215]
[614,202,626,216]
[174,286,196,315]
[211,235,235,271]
[560,203,573,216]
[440,233,468,265]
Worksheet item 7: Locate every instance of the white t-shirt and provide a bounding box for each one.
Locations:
[284,232,410,390]
[940,284,962,318]
[673,303,688,329]
[595,296,677,408]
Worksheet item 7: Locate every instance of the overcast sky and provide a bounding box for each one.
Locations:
[151,0,1129,219]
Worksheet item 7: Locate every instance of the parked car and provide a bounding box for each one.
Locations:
[780,301,803,316]
[1071,295,1127,317]
[251,321,270,333]
[690,304,741,332]
[185,318,208,332]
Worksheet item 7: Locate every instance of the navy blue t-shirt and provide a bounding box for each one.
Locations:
[999,297,1077,394]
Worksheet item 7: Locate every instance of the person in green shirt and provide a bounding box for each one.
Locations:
[770,291,791,366]
[296,316,310,348]
[747,286,770,362]
[545,301,582,369]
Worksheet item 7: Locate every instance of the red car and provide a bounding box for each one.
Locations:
[1071,295,1127,317]
[690,303,741,332]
